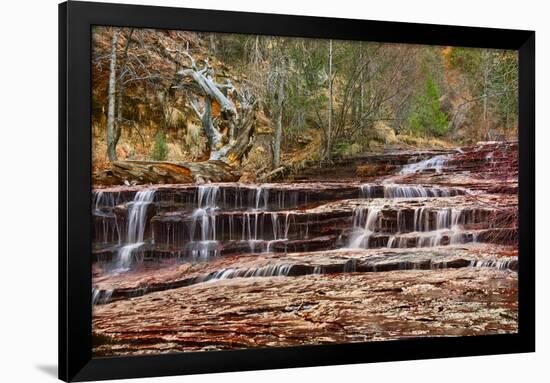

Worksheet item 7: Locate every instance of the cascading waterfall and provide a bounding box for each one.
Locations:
[116,189,156,270]
[155,184,305,259]
[206,263,295,281]
[99,184,490,264]
[262,211,291,252]
[383,184,451,198]
[93,169,511,284]
[92,141,519,312]
[92,288,113,305]
[254,186,270,210]
[197,184,220,209]
[187,185,220,260]
[386,207,478,249]
[360,184,376,198]
[359,183,459,199]
[93,190,123,244]
[399,154,450,174]
[471,258,517,271]
[348,207,381,248]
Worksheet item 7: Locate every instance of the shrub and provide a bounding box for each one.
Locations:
[152,130,168,160]
[408,77,449,137]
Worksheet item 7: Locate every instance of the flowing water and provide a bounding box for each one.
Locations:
[399,154,450,174]
[115,189,156,271]
[92,143,517,297]
[91,142,519,357]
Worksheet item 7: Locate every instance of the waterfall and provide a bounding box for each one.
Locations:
[115,189,156,270]
[254,186,270,210]
[93,175,512,281]
[359,183,456,199]
[400,154,450,174]
[94,191,104,212]
[92,288,114,305]
[471,258,517,271]
[207,263,294,281]
[187,185,221,260]
[383,184,451,198]
[348,207,381,248]
[360,184,375,198]
[92,140,519,315]
[93,190,122,211]
[386,207,480,249]
[197,185,220,208]
[93,190,123,244]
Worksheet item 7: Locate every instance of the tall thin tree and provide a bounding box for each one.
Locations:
[273,68,285,168]
[106,27,120,161]
[326,39,333,161]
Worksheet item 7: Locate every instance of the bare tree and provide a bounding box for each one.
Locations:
[106,27,120,161]
[326,39,333,161]
[114,28,134,153]
[176,51,257,165]
[273,69,285,168]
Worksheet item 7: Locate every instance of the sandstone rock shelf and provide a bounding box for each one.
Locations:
[93,267,517,356]
[92,141,519,356]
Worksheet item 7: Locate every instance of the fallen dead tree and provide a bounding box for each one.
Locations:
[257,166,287,182]
[94,160,240,186]
[94,50,258,186]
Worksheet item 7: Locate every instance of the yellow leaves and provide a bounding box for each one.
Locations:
[442,46,454,69]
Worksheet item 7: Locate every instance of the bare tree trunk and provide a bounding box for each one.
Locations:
[106,27,120,161]
[254,36,260,68]
[273,74,285,169]
[482,50,490,140]
[178,52,256,165]
[359,42,364,118]
[94,160,240,186]
[115,29,134,150]
[97,50,258,186]
[326,39,333,161]
[209,34,217,54]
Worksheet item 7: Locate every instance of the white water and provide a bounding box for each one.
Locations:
[197,185,220,209]
[348,207,381,248]
[383,183,451,198]
[207,263,294,281]
[347,202,479,250]
[92,288,114,305]
[399,154,450,174]
[93,190,123,244]
[359,183,457,199]
[163,185,303,259]
[93,175,502,276]
[188,185,220,260]
[116,189,156,271]
[471,258,517,271]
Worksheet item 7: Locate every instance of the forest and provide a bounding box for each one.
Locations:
[91,27,518,184]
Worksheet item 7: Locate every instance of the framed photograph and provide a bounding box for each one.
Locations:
[59,1,535,381]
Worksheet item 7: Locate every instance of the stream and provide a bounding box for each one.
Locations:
[91,141,519,355]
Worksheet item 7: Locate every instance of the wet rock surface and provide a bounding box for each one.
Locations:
[93,267,517,355]
[92,141,519,356]
[92,244,517,304]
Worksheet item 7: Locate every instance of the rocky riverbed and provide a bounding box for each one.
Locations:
[92,141,518,356]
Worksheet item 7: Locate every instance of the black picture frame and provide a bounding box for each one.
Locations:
[59,1,535,381]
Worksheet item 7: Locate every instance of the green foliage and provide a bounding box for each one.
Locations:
[152,130,168,161]
[92,26,520,165]
[286,41,327,108]
[408,77,448,137]
[333,142,363,157]
[450,48,518,132]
